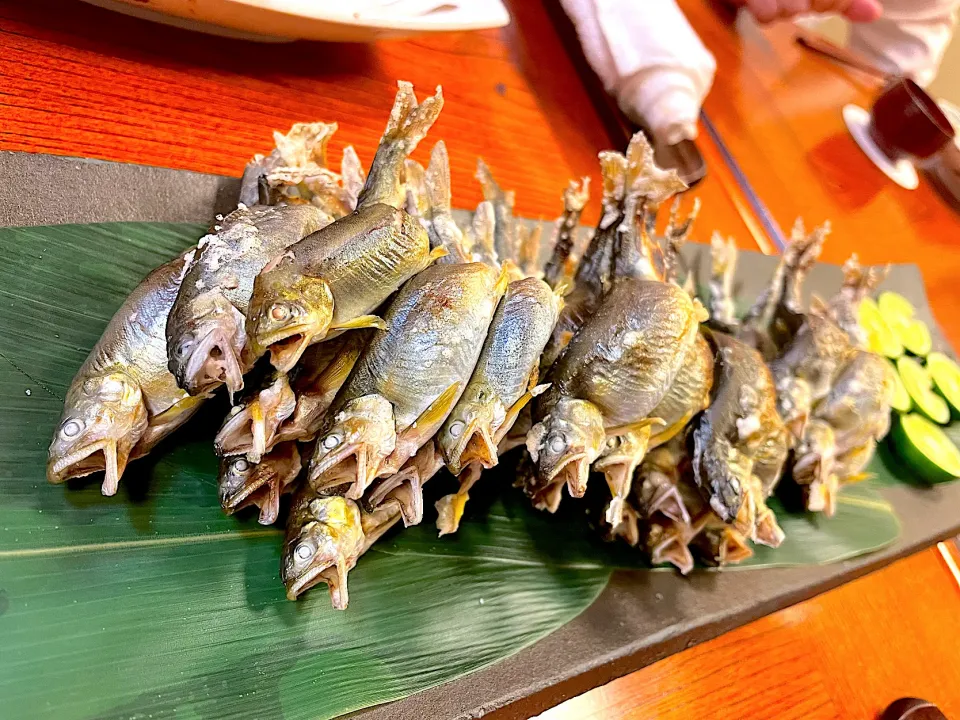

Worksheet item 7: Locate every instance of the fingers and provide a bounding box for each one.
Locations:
[747,0,779,23]
[843,0,883,22]
[746,0,881,23]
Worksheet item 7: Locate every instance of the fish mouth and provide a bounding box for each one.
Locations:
[47,439,126,496]
[284,561,336,601]
[260,325,318,373]
[309,442,378,499]
[183,329,245,396]
[545,452,590,498]
[447,422,499,475]
[221,467,276,513]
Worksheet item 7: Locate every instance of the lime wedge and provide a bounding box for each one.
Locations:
[859,297,903,359]
[888,359,911,413]
[892,413,960,483]
[897,356,950,424]
[878,291,915,321]
[927,352,960,419]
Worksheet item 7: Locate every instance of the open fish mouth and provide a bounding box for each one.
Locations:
[262,328,316,373]
[310,443,377,499]
[284,562,336,601]
[221,467,276,512]
[545,452,590,497]
[48,439,125,496]
[183,329,245,396]
[451,423,499,473]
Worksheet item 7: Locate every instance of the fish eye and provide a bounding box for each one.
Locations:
[233,458,249,473]
[294,542,315,562]
[547,433,567,454]
[448,421,465,438]
[322,434,341,450]
[61,419,83,438]
[178,334,195,357]
[270,304,292,322]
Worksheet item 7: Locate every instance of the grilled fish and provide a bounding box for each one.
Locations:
[308,262,507,498]
[166,204,329,396]
[48,253,206,495]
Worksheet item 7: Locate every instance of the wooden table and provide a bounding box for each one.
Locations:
[1,0,958,717]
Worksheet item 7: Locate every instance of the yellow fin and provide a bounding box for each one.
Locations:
[843,471,874,485]
[428,246,449,263]
[315,343,362,391]
[494,261,513,296]
[649,409,698,449]
[329,314,386,332]
[605,416,666,438]
[402,382,462,446]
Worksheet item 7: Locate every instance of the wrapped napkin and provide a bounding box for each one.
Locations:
[560,0,717,144]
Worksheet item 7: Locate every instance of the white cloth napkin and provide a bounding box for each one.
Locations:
[560,0,716,144]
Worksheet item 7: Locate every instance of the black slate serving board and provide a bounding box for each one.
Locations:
[2,150,958,720]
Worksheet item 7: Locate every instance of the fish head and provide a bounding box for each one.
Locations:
[437,384,504,475]
[47,370,149,495]
[247,263,334,372]
[307,395,396,497]
[282,494,364,602]
[526,398,605,498]
[168,290,246,396]
[218,455,260,510]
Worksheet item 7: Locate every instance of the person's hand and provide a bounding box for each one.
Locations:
[728,0,883,24]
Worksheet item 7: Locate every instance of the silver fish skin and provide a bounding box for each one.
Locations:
[166,204,329,396]
[308,262,507,496]
[438,276,563,475]
[246,202,438,372]
[689,330,788,543]
[542,279,701,427]
[48,252,206,495]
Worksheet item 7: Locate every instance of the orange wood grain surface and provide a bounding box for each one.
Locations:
[2,1,959,718]
[0,0,757,246]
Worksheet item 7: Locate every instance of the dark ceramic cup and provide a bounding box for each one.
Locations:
[868,77,955,162]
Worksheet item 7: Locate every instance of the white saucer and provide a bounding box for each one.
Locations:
[843,104,919,190]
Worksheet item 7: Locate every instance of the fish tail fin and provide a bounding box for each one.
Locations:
[425,140,453,214]
[340,145,366,212]
[358,82,444,208]
[517,222,543,278]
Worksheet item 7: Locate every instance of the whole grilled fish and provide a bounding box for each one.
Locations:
[283,442,444,605]
[528,278,703,509]
[48,253,206,495]
[689,330,788,546]
[434,277,563,534]
[218,441,302,525]
[246,203,442,371]
[308,262,508,498]
[166,203,330,396]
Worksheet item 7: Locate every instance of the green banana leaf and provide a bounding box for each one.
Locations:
[0,223,900,720]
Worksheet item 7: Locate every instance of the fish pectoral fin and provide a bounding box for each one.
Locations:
[314,344,363,392]
[842,471,874,485]
[428,246,449,263]
[329,314,386,332]
[403,382,462,446]
[495,386,545,444]
[605,417,664,438]
[495,260,515,295]
[435,492,469,537]
[649,409,698,449]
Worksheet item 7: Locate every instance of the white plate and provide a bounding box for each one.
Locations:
[81,0,510,42]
